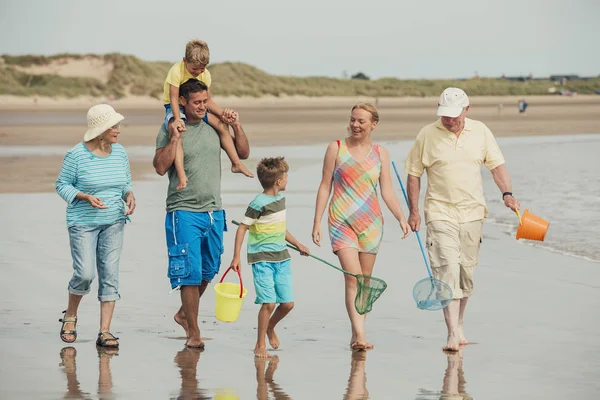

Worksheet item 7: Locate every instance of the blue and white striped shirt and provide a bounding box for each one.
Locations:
[56,142,133,227]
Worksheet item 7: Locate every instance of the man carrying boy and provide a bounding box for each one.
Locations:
[230,157,310,358]
[154,79,250,349]
[163,39,252,190]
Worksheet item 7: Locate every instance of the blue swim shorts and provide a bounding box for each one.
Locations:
[165,209,227,289]
[252,259,293,304]
[164,104,208,130]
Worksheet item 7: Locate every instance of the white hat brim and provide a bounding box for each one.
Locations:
[436,106,463,118]
[83,113,124,142]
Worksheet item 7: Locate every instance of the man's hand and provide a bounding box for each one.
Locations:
[230,257,242,272]
[408,210,421,232]
[221,108,238,125]
[296,243,310,256]
[503,195,520,212]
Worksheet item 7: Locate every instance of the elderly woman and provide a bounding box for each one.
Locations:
[312,103,410,351]
[56,104,136,348]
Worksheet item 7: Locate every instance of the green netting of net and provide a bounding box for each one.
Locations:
[355,274,387,314]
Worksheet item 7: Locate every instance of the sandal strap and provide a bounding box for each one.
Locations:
[98,331,119,340]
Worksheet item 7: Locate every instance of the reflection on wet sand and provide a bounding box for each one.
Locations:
[416,349,471,400]
[97,347,118,399]
[174,347,212,400]
[59,346,118,399]
[440,349,471,400]
[59,347,89,399]
[255,356,291,400]
[344,351,369,400]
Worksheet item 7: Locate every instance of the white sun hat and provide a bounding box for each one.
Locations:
[436,87,470,118]
[83,104,124,142]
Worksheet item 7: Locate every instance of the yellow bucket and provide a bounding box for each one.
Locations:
[214,267,247,322]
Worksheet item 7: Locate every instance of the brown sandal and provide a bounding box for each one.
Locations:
[59,310,78,343]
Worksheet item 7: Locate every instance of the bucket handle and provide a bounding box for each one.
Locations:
[219,266,244,298]
[515,208,522,225]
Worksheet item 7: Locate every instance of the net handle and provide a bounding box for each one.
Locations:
[391,161,434,279]
[231,220,357,277]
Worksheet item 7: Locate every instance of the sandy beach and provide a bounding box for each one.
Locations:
[0,95,599,194]
[0,96,599,398]
[1,137,599,399]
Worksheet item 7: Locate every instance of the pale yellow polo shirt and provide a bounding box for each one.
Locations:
[162,61,212,104]
[405,118,505,223]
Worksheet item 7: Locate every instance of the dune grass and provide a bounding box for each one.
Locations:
[1,53,598,98]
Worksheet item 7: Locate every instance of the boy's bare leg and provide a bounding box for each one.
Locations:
[266,302,294,349]
[255,303,275,358]
[207,113,253,178]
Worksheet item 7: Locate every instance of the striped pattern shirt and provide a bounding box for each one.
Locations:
[56,142,133,227]
[241,193,290,264]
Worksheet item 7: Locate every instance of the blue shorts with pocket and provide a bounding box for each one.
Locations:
[164,104,208,130]
[252,259,293,304]
[165,209,227,289]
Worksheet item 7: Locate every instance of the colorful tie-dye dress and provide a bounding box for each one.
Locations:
[328,139,383,254]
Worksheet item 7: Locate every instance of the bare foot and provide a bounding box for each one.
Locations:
[443,334,460,352]
[174,313,189,338]
[458,326,469,346]
[231,162,254,178]
[254,345,272,359]
[177,176,188,190]
[186,337,205,349]
[266,328,280,350]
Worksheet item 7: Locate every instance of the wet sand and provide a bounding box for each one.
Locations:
[1,143,599,399]
[0,95,599,194]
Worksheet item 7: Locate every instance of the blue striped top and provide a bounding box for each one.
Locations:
[56,142,133,227]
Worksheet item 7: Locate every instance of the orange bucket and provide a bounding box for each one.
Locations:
[515,209,549,241]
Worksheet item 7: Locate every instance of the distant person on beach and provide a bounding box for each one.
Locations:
[518,99,528,115]
[162,39,253,190]
[153,79,250,349]
[312,103,410,351]
[230,157,310,358]
[405,87,520,352]
[55,104,136,349]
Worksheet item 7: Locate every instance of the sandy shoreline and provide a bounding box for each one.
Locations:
[1,157,599,399]
[0,95,598,194]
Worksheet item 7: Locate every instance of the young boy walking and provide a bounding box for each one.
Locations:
[162,39,252,190]
[230,157,309,358]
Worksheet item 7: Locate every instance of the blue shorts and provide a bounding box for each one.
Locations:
[252,260,293,304]
[165,209,227,288]
[164,104,208,130]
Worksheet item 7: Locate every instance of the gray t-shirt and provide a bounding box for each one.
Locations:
[156,121,222,212]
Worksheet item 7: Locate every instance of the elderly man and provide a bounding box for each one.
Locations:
[405,87,520,351]
[153,79,249,349]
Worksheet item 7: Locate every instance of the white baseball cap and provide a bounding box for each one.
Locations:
[437,87,469,118]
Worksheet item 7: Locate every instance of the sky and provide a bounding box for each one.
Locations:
[1,0,598,80]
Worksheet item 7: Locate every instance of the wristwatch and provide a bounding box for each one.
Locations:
[502,192,513,200]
